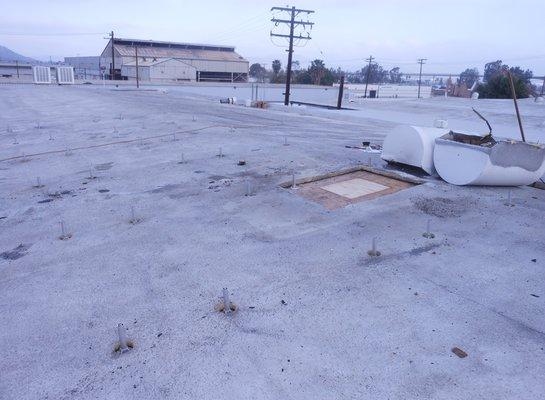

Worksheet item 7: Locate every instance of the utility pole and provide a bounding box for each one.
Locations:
[110,31,115,80]
[337,75,345,109]
[363,55,374,98]
[15,60,19,79]
[417,58,427,99]
[270,6,315,106]
[135,46,139,88]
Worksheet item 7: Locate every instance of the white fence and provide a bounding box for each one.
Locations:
[32,66,51,84]
[56,67,75,85]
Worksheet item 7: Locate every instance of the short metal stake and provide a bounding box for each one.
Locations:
[192,115,197,122]
[48,132,53,141]
[367,237,381,257]
[172,133,177,142]
[222,288,231,314]
[179,153,187,164]
[291,172,297,189]
[59,221,72,240]
[34,177,44,188]
[422,219,435,238]
[245,180,252,196]
[505,189,514,207]
[283,136,289,146]
[117,323,130,353]
[217,147,224,158]
[129,206,140,224]
[13,135,18,145]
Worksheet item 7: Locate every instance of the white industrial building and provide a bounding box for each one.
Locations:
[100,38,249,83]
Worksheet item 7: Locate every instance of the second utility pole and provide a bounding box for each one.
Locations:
[417,58,427,99]
[363,55,374,98]
[135,46,139,89]
[110,31,116,80]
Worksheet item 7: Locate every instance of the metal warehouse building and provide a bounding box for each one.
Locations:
[100,38,249,83]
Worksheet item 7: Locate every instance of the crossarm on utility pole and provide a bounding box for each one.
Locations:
[270,33,311,39]
[271,18,314,26]
[271,6,314,13]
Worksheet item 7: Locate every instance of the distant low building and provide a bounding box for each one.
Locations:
[64,56,101,79]
[100,38,249,82]
[0,62,33,80]
[344,83,432,99]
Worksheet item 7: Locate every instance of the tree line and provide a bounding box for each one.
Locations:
[250,59,404,86]
[249,59,539,99]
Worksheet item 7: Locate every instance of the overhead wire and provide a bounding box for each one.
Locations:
[205,10,270,43]
[0,32,105,37]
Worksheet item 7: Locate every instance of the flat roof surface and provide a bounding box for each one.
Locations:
[0,84,544,399]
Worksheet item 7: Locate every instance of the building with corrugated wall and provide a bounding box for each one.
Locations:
[121,58,197,82]
[100,38,248,83]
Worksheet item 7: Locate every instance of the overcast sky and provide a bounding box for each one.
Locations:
[1,0,544,74]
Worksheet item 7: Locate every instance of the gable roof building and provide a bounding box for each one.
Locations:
[100,38,248,82]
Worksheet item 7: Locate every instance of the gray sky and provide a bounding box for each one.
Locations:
[1,0,544,74]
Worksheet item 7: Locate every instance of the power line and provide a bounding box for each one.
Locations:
[0,32,104,37]
[212,21,271,45]
[209,11,269,37]
[270,5,315,106]
[206,12,271,43]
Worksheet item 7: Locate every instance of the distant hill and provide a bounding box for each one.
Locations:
[0,45,36,63]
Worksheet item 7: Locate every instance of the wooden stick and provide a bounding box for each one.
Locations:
[507,71,526,142]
